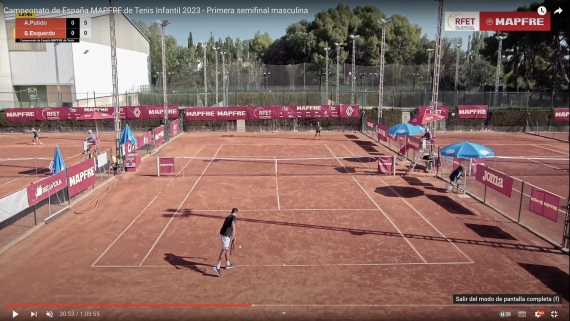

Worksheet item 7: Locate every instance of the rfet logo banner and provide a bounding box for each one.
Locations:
[444,11,551,32]
[26,170,67,206]
[377,124,389,142]
[377,156,394,174]
[67,158,97,197]
[154,126,165,145]
[366,119,375,130]
[406,136,422,151]
[418,106,449,118]
[246,106,280,120]
[170,119,180,136]
[457,105,488,119]
[475,166,514,198]
[553,108,569,122]
[529,187,560,222]
[159,157,175,174]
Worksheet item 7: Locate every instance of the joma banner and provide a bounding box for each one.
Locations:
[529,187,560,222]
[159,157,175,174]
[154,126,166,145]
[67,158,97,197]
[406,136,422,151]
[170,119,180,136]
[124,106,179,119]
[457,105,488,119]
[553,108,569,122]
[418,106,449,118]
[366,119,375,129]
[377,156,394,174]
[377,124,389,142]
[185,107,248,120]
[26,170,67,206]
[475,166,514,198]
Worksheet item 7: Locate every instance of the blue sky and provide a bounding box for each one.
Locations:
[3,0,543,49]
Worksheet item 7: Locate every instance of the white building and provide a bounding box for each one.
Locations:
[1,3,150,108]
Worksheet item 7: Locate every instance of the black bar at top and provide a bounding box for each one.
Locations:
[453,294,563,304]
[66,18,80,29]
[66,28,80,39]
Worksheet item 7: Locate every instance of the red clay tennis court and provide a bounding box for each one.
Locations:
[0,132,568,321]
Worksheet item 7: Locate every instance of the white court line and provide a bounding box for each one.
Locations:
[138,145,223,266]
[92,262,474,268]
[90,145,205,267]
[512,155,568,172]
[177,209,379,212]
[532,144,570,155]
[274,156,280,210]
[324,144,427,263]
[0,152,83,188]
[342,145,474,263]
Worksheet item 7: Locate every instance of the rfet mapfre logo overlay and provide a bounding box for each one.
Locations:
[480,11,550,31]
[445,12,479,31]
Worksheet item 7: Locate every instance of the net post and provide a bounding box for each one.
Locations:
[156,156,160,177]
[517,181,525,223]
[392,155,396,175]
[65,168,71,205]
[274,156,277,176]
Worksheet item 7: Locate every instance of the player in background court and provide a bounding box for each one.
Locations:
[314,122,322,139]
[25,127,42,145]
[213,208,238,277]
[83,130,97,156]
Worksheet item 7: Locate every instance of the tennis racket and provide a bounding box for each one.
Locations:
[230,239,235,255]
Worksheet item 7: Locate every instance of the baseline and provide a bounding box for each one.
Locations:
[92,261,474,268]
[90,145,205,267]
[532,144,570,155]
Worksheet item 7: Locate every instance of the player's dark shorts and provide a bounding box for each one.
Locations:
[316,129,321,133]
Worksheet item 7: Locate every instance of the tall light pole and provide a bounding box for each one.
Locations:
[156,19,170,141]
[213,47,219,106]
[221,51,226,107]
[495,35,506,107]
[429,0,444,154]
[454,41,461,107]
[325,47,330,105]
[426,48,434,91]
[200,42,207,106]
[377,18,391,124]
[109,0,121,167]
[53,43,61,106]
[334,42,343,104]
[349,35,360,104]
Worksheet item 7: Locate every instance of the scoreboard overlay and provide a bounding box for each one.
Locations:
[14,13,91,43]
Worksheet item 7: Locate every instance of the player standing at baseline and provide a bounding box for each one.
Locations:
[213,208,238,277]
[314,122,322,139]
[25,127,42,145]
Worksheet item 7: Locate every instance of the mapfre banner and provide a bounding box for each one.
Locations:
[154,126,166,145]
[457,105,488,119]
[67,158,97,197]
[170,119,180,136]
[4,106,179,121]
[26,171,67,206]
[553,108,569,122]
[377,124,389,142]
[418,106,449,118]
[125,131,152,154]
[529,187,560,222]
[377,156,394,174]
[183,105,360,121]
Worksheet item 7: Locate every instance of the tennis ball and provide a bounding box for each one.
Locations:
[239,246,241,248]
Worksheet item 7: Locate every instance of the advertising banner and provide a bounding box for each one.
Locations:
[377,124,389,142]
[293,105,340,118]
[366,119,375,129]
[67,158,97,197]
[339,105,360,118]
[153,126,166,145]
[183,105,360,120]
[471,158,486,174]
[378,156,394,174]
[457,105,488,119]
[406,136,422,151]
[4,106,182,121]
[170,119,180,136]
[26,171,67,206]
[184,107,248,120]
[246,106,281,120]
[418,106,449,118]
[397,136,405,146]
[159,157,175,174]
[475,166,514,198]
[529,188,560,222]
[553,108,569,122]
[124,106,179,120]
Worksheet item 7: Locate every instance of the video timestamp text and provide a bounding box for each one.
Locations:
[59,311,101,317]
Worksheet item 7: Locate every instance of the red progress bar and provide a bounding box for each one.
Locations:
[6,303,252,307]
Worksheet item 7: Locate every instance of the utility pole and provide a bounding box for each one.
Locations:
[109,0,121,170]
[427,48,434,91]
[325,47,330,105]
[495,35,506,107]
[213,47,219,106]
[429,0,444,154]
[156,20,170,142]
[454,41,461,107]
[349,35,360,104]
[200,42,207,106]
[334,42,343,104]
[221,51,226,106]
[53,43,61,106]
[377,19,391,124]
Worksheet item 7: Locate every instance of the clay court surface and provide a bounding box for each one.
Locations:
[0,132,568,321]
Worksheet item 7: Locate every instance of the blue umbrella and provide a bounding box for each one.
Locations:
[387,123,425,136]
[440,141,495,159]
[119,124,137,146]
[50,146,66,174]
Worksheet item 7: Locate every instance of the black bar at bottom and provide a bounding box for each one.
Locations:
[15,38,80,43]
[453,294,562,304]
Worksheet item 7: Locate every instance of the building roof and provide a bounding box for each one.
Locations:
[4,11,149,43]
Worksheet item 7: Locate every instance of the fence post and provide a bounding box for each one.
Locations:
[392,156,396,175]
[517,181,525,223]
[33,205,37,225]
[483,184,487,203]
[65,168,71,205]
[156,156,160,177]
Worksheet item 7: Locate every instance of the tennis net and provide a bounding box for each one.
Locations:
[160,156,381,177]
[0,158,53,178]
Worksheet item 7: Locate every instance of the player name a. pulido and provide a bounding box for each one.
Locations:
[445,11,551,31]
